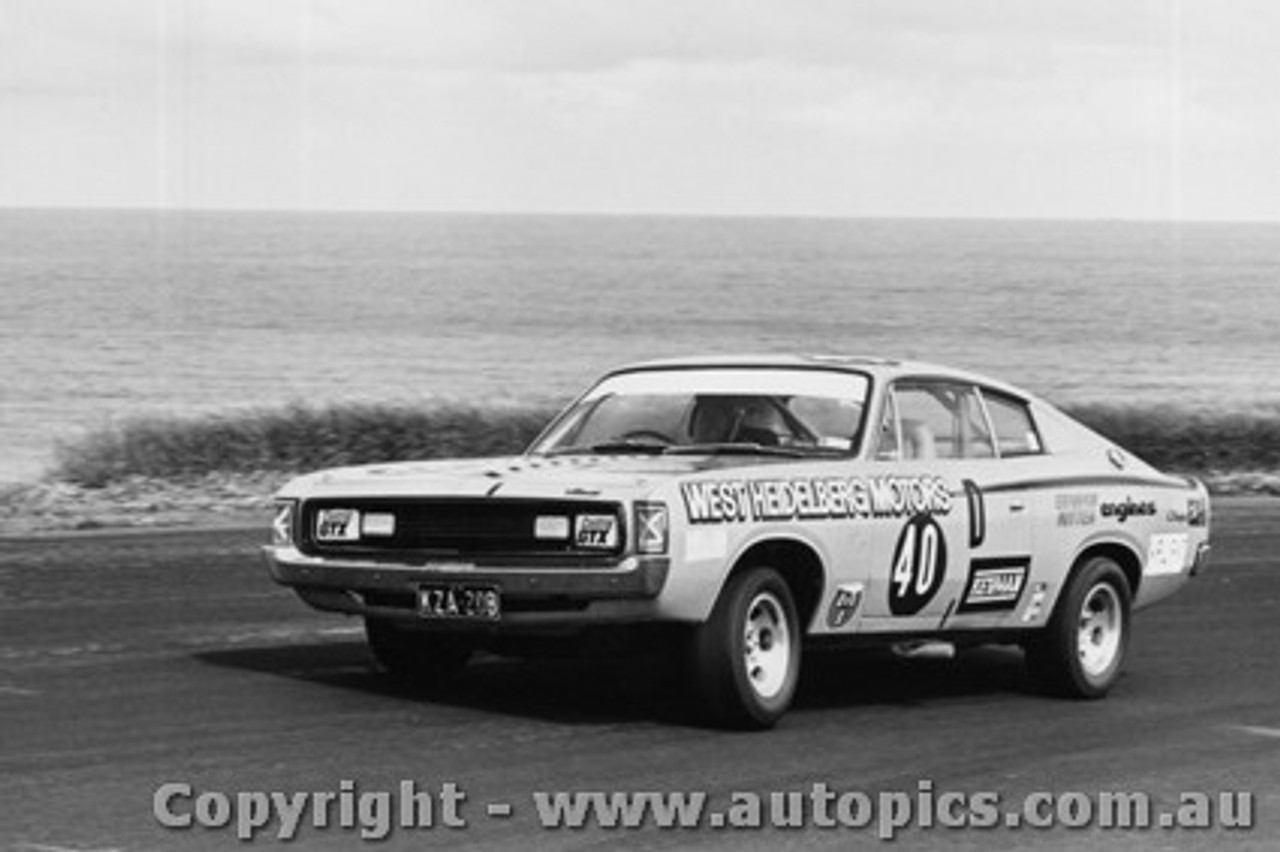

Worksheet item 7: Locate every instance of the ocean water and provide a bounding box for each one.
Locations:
[3,210,1279,482]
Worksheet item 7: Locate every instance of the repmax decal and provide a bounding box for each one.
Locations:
[956,557,1030,614]
[680,475,952,524]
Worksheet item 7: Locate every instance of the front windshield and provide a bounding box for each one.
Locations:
[531,368,870,457]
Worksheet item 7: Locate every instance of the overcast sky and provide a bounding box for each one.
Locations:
[1,0,1277,220]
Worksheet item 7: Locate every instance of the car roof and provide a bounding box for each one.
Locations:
[605,354,1038,401]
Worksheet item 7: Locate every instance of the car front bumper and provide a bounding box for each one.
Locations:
[262,546,671,627]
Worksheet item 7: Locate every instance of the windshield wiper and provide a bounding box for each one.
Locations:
[665,442,808,458]
[549,440,670,456]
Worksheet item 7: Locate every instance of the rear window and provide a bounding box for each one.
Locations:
[982,391,1043,456]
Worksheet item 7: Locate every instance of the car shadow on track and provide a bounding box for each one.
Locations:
[195,640,1033,728]
[797,646,1029,709]
[198,638,707,721]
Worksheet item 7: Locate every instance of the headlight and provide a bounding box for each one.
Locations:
[271,500,296,547]
[634,502,669,555]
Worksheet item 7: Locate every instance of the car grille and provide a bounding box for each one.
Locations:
[297,498,627,559]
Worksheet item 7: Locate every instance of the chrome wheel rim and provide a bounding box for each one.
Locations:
[1077,583,1122,678]
[743,590,791,699]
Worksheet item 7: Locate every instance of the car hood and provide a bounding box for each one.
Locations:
[276,454,801,501]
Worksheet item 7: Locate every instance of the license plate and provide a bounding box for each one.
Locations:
[418,585,501,621]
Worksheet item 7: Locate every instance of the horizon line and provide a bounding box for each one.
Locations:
[1,203,1278,227]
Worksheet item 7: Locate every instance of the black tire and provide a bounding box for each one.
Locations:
[1025,557,1131,699]
[365,618,472,687]
[689,566,802,729]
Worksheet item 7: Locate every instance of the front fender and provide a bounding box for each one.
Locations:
[653,523,833,622]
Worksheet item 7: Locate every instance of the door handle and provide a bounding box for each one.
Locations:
[1009,501,1026,513]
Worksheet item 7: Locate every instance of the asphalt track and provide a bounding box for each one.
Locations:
[1,499,1277,851]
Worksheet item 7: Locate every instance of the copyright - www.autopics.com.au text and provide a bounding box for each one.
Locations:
[153,779,1256,841]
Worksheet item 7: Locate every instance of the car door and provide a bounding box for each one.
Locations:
[859,379,1035,633]
[947,387,1050,627]
[944,387,1041,626]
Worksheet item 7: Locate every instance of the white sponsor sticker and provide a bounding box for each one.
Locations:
[1020,583,1048,624]
[1146,532,1190,576]
[361,512,396,537]
[684,526,729,563]
[534,515,570,540]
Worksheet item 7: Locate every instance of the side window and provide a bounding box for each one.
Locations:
[895,384,956,459]
[881,381,996,461]
[982,391,1044,457]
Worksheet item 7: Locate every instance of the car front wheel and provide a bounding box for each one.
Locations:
[1025,556,1131,698]
[690,566,801,729]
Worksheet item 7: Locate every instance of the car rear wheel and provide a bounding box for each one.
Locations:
[365,618,473,687]
[1025,556,1131,698]
[689,566,801,729]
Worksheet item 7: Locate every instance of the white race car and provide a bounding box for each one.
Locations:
[264,356,1211,728]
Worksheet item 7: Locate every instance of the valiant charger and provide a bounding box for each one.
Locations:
[264,356,1210,728]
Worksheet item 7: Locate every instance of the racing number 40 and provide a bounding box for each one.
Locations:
[893,521,940,596]
[889,515,948,616]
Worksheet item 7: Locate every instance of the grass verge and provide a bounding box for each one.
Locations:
[1,400,1276,534]
[1063,402,1280,476]
[50,402,561,488]
[46,400,1280,488]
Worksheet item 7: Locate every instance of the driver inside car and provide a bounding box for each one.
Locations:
[687,397,739,444]
[688,397,784,446]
